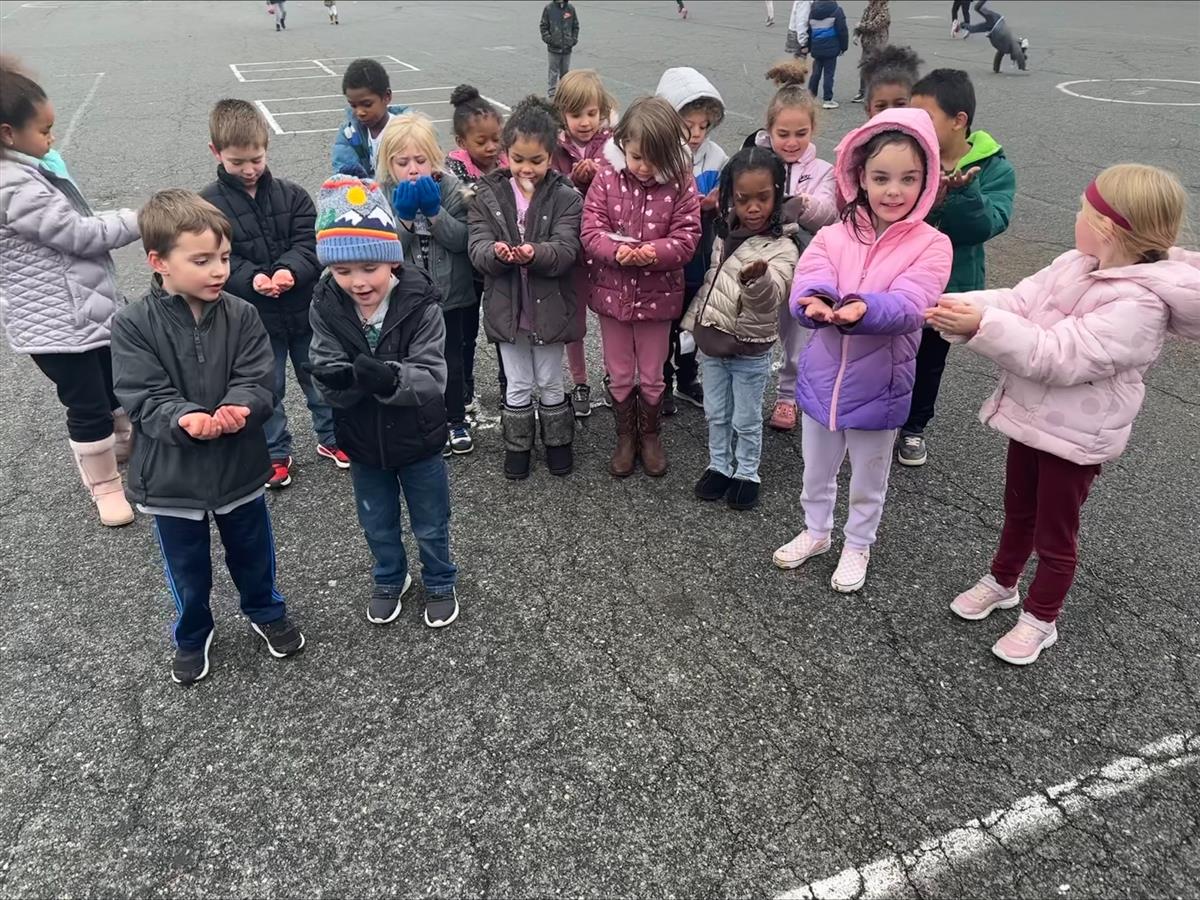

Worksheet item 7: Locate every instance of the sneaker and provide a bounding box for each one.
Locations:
[951,19,961,37]
[661,391,677,417]
[822,100,839,110]
[367,574,413,625]
[831,546,870,593]
[1020,37,1030,50]
[571,383,592,418]
[992,612,1058,665]
[768,400,798,432]
[773,530,832,570]
[449,423,474,455]
[950,574,1020,621]
[851,92,865,103]
[694,468,731,501]
[171,630,213,685]
[464,394,479,415]
[250,614,305,658]
[267,456,293,488]
[424,588,459,628]
[766,16,773,26]
[675,380,704,408]
[443,437,453,458]
[896,434,927,467]
[317,443,350,469]
[680,5,687,18]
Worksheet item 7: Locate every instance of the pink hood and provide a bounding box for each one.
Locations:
[832,106,942,224]
[1125,247,1200,339]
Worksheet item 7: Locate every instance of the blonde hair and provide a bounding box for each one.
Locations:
[612,96,690,185]
[553,69,616,122]
[377,113,445,181]
[209,99,270,151]
[764,60,819,132]
[1084,164,1187,264]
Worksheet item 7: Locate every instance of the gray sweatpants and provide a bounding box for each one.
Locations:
[499,334,566,407]
[547,51,571,98]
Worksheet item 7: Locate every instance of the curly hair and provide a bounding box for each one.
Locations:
[715,146,787,239]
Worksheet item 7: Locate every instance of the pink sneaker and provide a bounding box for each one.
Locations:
[992,612,1058,665]
[773,530,831,569]
[950,574,1020,620]
[831,546,870,593]
[768,400,798,431]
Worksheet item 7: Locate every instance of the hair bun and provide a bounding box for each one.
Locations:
[766,60,811,87]
[450,84,481,107]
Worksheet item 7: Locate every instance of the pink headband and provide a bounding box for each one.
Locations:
[1085,180,1132,232]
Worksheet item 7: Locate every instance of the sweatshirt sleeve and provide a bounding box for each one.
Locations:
[644,180,701,271]
[1,172,139,258]
[934,157,1015,248]
[273,183,321,286]
[110,311,206,446]
[378,303,448,407]
[844,233,953,335]
[526,188,583,277]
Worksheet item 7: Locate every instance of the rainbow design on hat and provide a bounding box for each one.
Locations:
[316,176,404,265]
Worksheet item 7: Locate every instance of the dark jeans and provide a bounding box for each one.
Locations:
[902,328,951,436]
[808,54,838,102]
[991,441,1101,623]
[951,0,972,24]
[349,455,457,593]
[264,322,336,458]
[31,346,119,442]
[153,495,287,650]
[442,306,469,426]
[462,282,483,400]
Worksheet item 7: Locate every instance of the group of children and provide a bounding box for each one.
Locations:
[1,37,1196,684]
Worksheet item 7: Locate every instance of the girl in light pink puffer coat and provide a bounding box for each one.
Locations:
[929,164,1200,666]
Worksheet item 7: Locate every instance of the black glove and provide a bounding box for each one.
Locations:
[353,354,397,395]
[302,361,355,390]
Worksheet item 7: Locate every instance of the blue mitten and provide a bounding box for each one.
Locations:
[391,180,419,220]
[415,175,441,217]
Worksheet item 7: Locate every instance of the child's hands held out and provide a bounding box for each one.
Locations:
[925,298,982,335]
[271,269,294,293]
[253,273,280,297]
[494,242,516,263]
[934,166,982,207]
[782,194,811,222]
[632,244,657,266]
[615,244,636,266]
[801,294,836,323]
[303,361,356,390]
[511,244,536,265]
[213,405,251,434]
[391,181,420,221]
[179,412,222,440]
[831,300,867,326]
[739,259,769,285]
[700,187,720,212]
[571,158,597,186]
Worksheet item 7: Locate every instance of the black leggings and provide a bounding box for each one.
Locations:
[31,346,119,442]
[951,0,971,24]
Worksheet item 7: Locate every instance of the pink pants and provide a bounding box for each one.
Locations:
[565,339,588,385]
[597,316,672,404]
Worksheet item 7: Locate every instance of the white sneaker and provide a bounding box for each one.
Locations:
[992,612,1057,665]
[773,531,832,570]
[831,546,870,593]
[950,574,1020,620]
[822,100,839,110]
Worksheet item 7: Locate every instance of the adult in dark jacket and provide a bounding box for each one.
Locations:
[807,0,849,107]
[540,0,580,99]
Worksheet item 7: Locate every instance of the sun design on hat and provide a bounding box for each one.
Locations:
[345,185,368,207]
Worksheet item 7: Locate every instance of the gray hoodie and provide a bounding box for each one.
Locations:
[654,67,729,191]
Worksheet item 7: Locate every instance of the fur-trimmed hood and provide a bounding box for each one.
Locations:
[602,137,690,186]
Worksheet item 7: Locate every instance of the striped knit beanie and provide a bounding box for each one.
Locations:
[315,176,403,265]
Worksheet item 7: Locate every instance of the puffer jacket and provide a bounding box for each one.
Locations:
[0,154,139,354]
[552,127,611,191]
[468,168,583,345]
[380,169,476,311]
[331,103,410,179]
[681,225,802,354]
[789,107,953,431]
[807,0,848,58]
[749,133,838,233]
[944,248,1200,466]
[581,139,702,323]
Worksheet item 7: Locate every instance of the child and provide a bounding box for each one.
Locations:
[952,0,1029,73]
[306,176,460,629]
[656,66,729,414]
[851,0,890,104]
[807,0,849,109]
[682,147,800,511]
[748,63,839,433]
[773,108,952,593]
[111,190,305,685]
[200,99,332,489]
[581,97,701,478]
[0,59,141,527]
[378,113,477,456]
[540,0,580,99]
[898,68,1015,466]
[467,96,582,480]
[446,84,508,409]
[324,0,338,24]
[552,69,617,418]
[331,59,409,179]
[269,0,286,30]
[859,45,923,119]
[928,165,1198,664]
[786,0,812,57]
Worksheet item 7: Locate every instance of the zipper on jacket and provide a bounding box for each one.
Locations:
[826,241,880,430]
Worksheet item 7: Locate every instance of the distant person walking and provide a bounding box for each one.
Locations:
[268,0,286,31]
[676,0,688,20]
[324,0,338,25]
[540,0,580,99]
[807,0,848,109]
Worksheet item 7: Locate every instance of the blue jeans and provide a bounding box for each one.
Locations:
[153,496,287,650]
[349,455,457,592]
[699,351,773,483]
[808,54,838,101]
[264,327,336,458]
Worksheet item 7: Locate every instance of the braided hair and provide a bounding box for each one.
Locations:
[715,146,787,239]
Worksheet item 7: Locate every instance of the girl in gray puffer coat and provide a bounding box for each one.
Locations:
[0,60,141,527]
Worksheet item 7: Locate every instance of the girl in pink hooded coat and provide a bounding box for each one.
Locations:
[772,107,952,594]
[928,164,1200,665]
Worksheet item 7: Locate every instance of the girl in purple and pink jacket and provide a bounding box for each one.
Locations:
[772,107,952,594]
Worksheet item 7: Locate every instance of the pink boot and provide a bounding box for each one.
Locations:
[70,436,135,527]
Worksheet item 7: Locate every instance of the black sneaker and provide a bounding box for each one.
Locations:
[661,391,677,417]
[851,92,865,103]
[251,614,306,658]
[366,574,412,625]
[424,588,459,628]
[725,477,760,510]
[171,630,214,685]
[694,468,731,501]
[601,374,613,408]
[675,380,704,408]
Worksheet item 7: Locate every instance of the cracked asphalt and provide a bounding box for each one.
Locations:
[1,1,1197,896]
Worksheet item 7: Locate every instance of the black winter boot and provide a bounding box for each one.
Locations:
[502,403,536,480]
[539,399,575,476]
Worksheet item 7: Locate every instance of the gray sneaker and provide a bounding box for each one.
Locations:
[424,588,459,629]
[896,433,927,467]
[366,573,413,625]
[571,383,592,418]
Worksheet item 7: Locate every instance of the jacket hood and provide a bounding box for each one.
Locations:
[446,147,508,181]
[959,130,1003,170]
[811,0,839,14]
[1092,248,1200,340]
[655,67,725,117]
[602,137,686,186]
[832,106,942,224]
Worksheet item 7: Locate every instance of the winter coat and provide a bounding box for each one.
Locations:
[110,279,274,509]
[789,107,953,431]
[853,0,890,40]
[552,127,611,190]
[379,170,476,311]
[943,248,1200,466]
[468,168,583,345]
[0,154,139,354]
[540,0,579,53]
[787,0,813,54]
[748,133,839,234]
[581,139,702,323]
[445,148,508,187]
[331,103,410,179]
[308,269,449,468]
[926,129,1015,293]
[808,0,849,58]
[681,225,803,355]
[199,166,320,331]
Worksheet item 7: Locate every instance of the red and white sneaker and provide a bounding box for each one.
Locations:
[317,444,350,469]
[267,456,293,489]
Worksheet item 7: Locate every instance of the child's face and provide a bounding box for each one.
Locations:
[910,94,964,155]
[565,105,602,144]
[859,141,924,229]
[387,140,434,182]
[867,83,910,119]
[456,116,502,172]
[210,143,267,191]
[345,87,392,131]
[731,168,775,234]
[769,107,813,164]
[681,110,712,152]
[330,262,394,309]
[1,99,55,158]
[508,135,551,192]
[1074,200,1106,259]
[150,230,231,302]
[622,139,658,183]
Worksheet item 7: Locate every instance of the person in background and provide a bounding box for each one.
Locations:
[786,1,812,57]
[540,0,580,99]
[952,0,1030,73]
[859,45,923,119]
[807,0,849,109]
[269,0,286,31]
[851,0,890,104]
[324,0,338,24]
[331,59,409,179]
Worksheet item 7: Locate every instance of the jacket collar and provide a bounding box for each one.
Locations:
[447,147,507,181]
[602,137,673,186]
[557,127,610,163]
[215,164,273,194]
[149,274,222,326]
[958,130,1003,170]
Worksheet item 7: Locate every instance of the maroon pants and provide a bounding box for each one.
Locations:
[990,440,1101,623]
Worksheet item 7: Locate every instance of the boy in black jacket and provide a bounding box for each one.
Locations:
[306,177,460,629]
[111,190,306,686]
[540,0,579,99]
[200,99,336,490]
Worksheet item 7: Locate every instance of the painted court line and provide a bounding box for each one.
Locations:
[230,54,418,83]
[777,732,1198,900]
[58,72,105,152]
[1056,78,1200,107]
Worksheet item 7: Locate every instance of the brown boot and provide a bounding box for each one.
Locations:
[70,435,135,526]
[112,407,135,464]
[638,393,668,477]
[609,390,638,478]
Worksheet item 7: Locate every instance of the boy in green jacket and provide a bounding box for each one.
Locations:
[899,68,1015,467]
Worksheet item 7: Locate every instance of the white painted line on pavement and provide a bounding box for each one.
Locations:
[481,95,512,113]
[258,86,457,103]
[230,54,419,83]
[256,88,505,136]
[1057,78,1200,107]
[777,732,1198,900]
[58,72,105,152]
[255,100,285,137]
